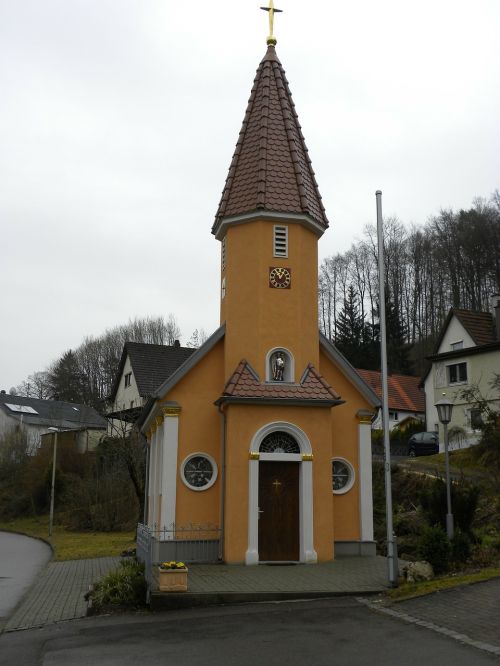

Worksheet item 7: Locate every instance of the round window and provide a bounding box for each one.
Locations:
[181,453,218,491]
[331,458,355,494]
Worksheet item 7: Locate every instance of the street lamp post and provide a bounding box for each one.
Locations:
[435,398,454,539]
[48,427,59,537]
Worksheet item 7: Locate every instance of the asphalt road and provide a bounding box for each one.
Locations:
[1,597,498,666]
[0,531,52,621]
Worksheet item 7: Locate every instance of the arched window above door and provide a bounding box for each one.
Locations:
[265,347,294,382]
[259,431,300,454]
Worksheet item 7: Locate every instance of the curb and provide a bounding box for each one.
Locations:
[149,588,383,611]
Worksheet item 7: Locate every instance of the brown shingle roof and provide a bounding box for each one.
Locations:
[355,369,424,413]
[110,342,196,401]
[452,309,495,346]
[213,45,328,234]
[219,360,341,404]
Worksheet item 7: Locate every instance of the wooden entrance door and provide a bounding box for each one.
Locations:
[258,461,299,561]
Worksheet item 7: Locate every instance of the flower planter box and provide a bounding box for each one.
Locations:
[157,567,188,592]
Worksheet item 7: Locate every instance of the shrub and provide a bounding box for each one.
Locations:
[450,528,471,564]
[87,559,146,610]
[419,477,480,536]
[418,524,450,574]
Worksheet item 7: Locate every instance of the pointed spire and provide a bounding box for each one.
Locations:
[212,46,329,236]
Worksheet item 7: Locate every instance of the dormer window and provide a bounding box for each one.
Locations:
[124,372,132,388]
[266,347,294,382]
[273,225,288,257]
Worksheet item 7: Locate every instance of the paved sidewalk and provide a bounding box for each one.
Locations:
[3,557,119,632]
[365,578,500,659]
[3,556,389,630]
[395,579,500,652]
[184,558,388,594]
[150,557,390,610]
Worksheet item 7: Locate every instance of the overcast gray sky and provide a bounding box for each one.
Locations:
[1,0,499,391]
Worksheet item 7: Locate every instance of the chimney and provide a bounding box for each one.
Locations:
[174,339,180,348]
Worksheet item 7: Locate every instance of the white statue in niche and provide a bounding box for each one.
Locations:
[272,352,286,381]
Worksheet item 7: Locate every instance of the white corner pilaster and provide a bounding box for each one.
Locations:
[147,431,155,529]
[357,410,374,542]
[246,457,260,565]
[160,406,181,537]
[300,459,317,563]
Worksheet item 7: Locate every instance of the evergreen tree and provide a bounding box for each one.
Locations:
[335,286,378,369]
[48,350,87,403]
[372,294,412,375]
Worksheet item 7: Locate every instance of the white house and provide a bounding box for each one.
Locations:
[106,341,195,433]
[0,392,107,453]
[355,369,425,431]
[423,298,500,450]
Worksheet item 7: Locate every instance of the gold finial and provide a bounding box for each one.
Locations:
[260,0,282,46]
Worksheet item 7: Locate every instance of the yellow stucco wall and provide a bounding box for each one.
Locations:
[159,340,224,530]
[223,404,334,563]
[319,348,374,541]
[220,220,319,381]
[148,340,374,562]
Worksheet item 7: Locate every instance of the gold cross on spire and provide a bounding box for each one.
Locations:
[260,0,283,46]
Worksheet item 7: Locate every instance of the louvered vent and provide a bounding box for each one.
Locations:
[273,225,288,257]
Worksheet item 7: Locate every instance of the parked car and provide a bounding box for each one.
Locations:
[407,431,439,457]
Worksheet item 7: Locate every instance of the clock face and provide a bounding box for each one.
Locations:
[269,266,291,289]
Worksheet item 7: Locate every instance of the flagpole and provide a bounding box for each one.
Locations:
[376,190,398,587]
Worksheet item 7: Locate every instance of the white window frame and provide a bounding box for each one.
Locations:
[450,340,463,351]
[273,225,288,258]
[124,372,132,388]
[180,452,218,492]
[447,362,467,385]
[331,457,355,495]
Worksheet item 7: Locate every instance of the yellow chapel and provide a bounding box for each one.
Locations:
[138,24,380,565]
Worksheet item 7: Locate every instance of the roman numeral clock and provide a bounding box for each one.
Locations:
[269,266,291,289]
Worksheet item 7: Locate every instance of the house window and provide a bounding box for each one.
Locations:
[221,276,226,300]
[470,409,483,429]
[124,372,132,388]
[450,341,463,351]
[447,362,467,384]
[221,236,226,271]
[389,410,399,421]
[332,458,355,494]
[273,225,288,257]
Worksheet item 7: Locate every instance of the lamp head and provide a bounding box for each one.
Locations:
[435,398,453,424]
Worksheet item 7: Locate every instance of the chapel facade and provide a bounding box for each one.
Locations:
[139,33,379,564]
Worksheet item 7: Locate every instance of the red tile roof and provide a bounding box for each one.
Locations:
[220,360,341,403]
[213,45,328,234]
[355,369,424,413]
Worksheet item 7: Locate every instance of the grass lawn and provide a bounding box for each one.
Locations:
[388,566,500,602]
[0,515,136,561]
[403,450,492,484]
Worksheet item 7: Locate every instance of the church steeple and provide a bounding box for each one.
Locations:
[212,45,329,238]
